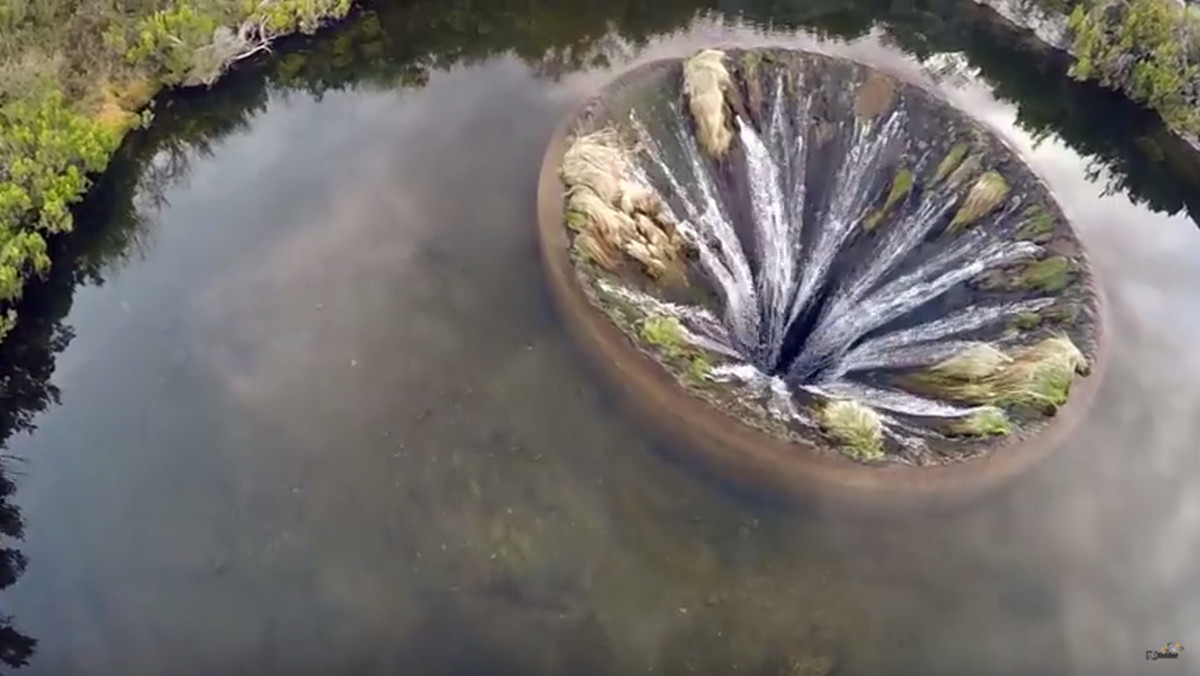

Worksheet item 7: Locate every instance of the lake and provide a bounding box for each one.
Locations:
[2,0,1200,674]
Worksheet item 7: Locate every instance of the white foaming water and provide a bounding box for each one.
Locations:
[792,232,1042,379]
[738,117,796,365]
[786,109,907,332]
[836,298,1057,375]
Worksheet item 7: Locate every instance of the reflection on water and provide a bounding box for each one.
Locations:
[1,0,1199,674]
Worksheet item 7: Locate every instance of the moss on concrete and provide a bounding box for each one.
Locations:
[946,407,1012,437]
[949,171,1010,231]
[1008,311,1043,333]
[1015,256,1074,292]
[637,314,714,386]
[864,167,914,232]
[934,143,969,184]
[816,400,884,462]
[900,335,1089,413]
[1016,206,1056,243]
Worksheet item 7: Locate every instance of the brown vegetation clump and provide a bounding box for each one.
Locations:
[560,129,685,280]
[682,49,734,158]
[816,399,885,462]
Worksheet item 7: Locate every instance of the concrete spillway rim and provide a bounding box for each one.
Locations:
[536,53,1110,514]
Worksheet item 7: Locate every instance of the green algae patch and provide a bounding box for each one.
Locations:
[980,256,1076,293]
[934,143,969,184]
[900,336,1089,413]
[1015,256,1074,292]
[816,400,885,462]
[864,167,914,232]
[1008,311,1043,333]
[949,171,1010,231]
[565,208,589,232]
[946,407,1012,437]
[944,152,984,190]
[637,314,713,386]
[1016,206,1056,243]
[684,352,713,385]
[639,315,686,355]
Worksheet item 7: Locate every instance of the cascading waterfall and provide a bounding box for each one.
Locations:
[559,48,1096,464]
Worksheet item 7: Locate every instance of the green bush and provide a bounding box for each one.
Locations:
[1069,0,1200,137]
[246,0,354,36]
[114,5,223,85]
[0,0,353,342]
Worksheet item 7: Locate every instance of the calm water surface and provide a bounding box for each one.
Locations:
[3,1,1200,674]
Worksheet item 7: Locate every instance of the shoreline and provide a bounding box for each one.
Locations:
[0,1,359,343]
[967,0,1200,154]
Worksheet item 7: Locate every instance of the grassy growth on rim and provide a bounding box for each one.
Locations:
[817,399,885,462]
[639,315,686,356]
[930,343,1012,380]
[1014,256,1075,292]
[683,49,734,158]
[560,129,683,279]
[946,407,1012,437]
[1016,206,1056,243]
[949,171,1010,231]
[1009,311,1044,332]
[637,314,713,385]
[902,336,1089,412]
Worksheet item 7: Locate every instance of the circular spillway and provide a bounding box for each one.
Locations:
[538,48,1106,512]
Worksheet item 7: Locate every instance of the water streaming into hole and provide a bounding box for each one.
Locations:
[563,49,1097,463]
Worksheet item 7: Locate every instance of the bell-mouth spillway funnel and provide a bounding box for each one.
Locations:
[537,48,1107,513]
